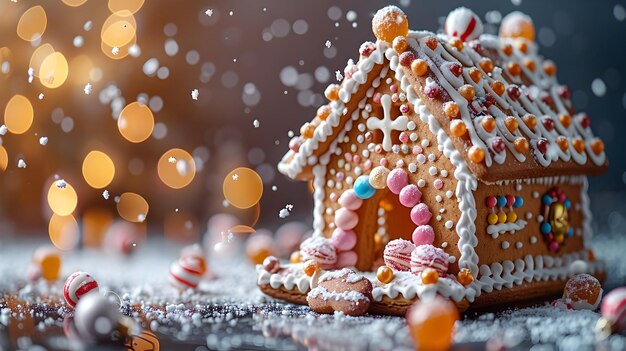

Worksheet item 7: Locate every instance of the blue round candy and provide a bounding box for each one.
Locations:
[353,175,376,199]
[496,196,507,208]
[566,227,574,237]
[564,199,571,210]
[542,194,553,206]
[513,196,524,208]
[540,222,552,235]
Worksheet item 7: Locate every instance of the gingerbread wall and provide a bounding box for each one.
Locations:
[472,178,587,268]
[318,67,463,272]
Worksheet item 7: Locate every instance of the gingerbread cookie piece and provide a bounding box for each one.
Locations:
[306,268,373,316]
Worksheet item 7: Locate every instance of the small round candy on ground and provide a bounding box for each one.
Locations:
[406,295,460,351]
[63,271,99,308]
[33,247,62,282]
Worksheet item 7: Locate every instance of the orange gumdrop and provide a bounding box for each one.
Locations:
[514,137,529,153]
[372,6,409,43]
[377,265,395,284]
[468,146,485,163]
[501,44,513,56]
[524,58,536,72]
[450,120,467,137]
[469,68,482,83]
[406,296,460,351]
[522,114,537,129]
[572,138,585,153]
[449,38,463,51]
[479,58,494,74]
[490,81,505,96]
[458,84,475,101]
[556,136,569,152]
[444,102,460,118]
[559,114,572,128]
[505,116,519,132]
[290,251,302,263]
[563,273,602,305]
[481,116,496,133]
[507,62,521,76]
[457,268,474,286]
[591,139,604,155]
[411,59,428,76]
[500,11,535,41]
[393,36,408,53]
[543,61,557,76]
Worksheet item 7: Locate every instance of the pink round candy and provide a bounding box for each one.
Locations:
[433,179,443,190]
[412,225,435,246]
[410,244,449,275]
[486,196,497,209]
[399,185,422,207]
[387,168,409,195]
[338,190,363,211]
[336,251,358,268]
[410,203,432,226]
[330,228,357,252]
[334,208,358,230]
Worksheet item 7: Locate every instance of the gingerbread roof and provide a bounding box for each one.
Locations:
[278,7,608,183]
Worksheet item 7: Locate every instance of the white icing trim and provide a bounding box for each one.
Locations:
[487,220,527,238]
[371,271,472,303]
[256,264,311,293]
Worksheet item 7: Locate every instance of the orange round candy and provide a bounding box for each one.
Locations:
[421,268,439,284]
[377,265,395,284]
[482,116,496,133]
[290,251,302,263]
[559,114,572,128]
[501,44,513,56]
[505,116,519,133]
[458,84,475,101]
[372,6,409,43]
[507,62,521,76]
[543,61,557,76]
[303,259,320,277]
[514,137,529,153]
[33,247,62,281]
[457,268,474,286]
[500,11,535,41]
[563,273,602,306]
[517,41,529,54]
[524,58,536,72]
[507,211,518,223]
[406,296,459,351]
[479,58,494,74]
[572,138,585,153]
[316,105,332,120]
[392,36,408,53]
[449,38,463,51]
[450,120,467,137]
[324,84,340,101]
[468,146,485,163]
[469,68,482,83]
[411,59,428,76]
[443,102,459,118]
[522,114,537,129]
[556,136,569,152]
[490,81,505,96]
[300,123,315,139]
[591,139,604,155]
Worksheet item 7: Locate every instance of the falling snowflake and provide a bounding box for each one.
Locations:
[168,157,176,163]
[84,83,92,95]
[102,190,110,200]
[335,70,343,81]
[272,185,278,191]
[17,159,26,169]
[205,9,213,16]
[112,47,120,55]
[56,179,67,188]
[279,204,294,218]
[27,67,34,83]
[253,119,260,128]
[325,40,332,48]
[232,174,239,180]
[38,93,44,100]
[39,136,48,145]
[191,89,199,100]
[0,125,7,135]
[137,213,146,222]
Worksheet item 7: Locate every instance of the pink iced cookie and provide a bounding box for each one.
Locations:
[412,225,435,246]
[410,203,432,226]
[399,184,422,207]
[330,228,357,252]
[336,251,358,268]
[386,168,408,194]
[383,239,415,271]
[338,190,363,211]
[410,244,450,275]
[334,208,359,230]
[300,236,337,269]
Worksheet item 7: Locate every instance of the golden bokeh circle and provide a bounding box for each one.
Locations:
[157,148,196,189]
[39,52,69,89]
[100,35,136,60]
[47,180,78,216]
[29,43,55,77]
[49,214,79,251]
[223,167,264,209]
[17,5,47,42]
[4,95,34,134]
[61,0,88,7]
[118,102,154,143]
[0,146,7,171]
[117,192,149,222]
[82,150,115,189]
[108,0,144,14]
[101,11,137,47]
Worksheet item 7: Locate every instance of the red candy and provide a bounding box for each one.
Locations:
[558,85,571,99]
[492,137,505,153]
[507,85,521,101]
[359,41,376,57]
[449,63,462,77]
[63,272,99,308]
[505,195,515,208]
[486,196,497,208]
[542,117,555,131]
[579,114,591,129]
[424,79,441,99]
[537,139,549,155]
[399,51,415,67]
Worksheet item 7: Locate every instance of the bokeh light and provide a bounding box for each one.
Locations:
[108,0,145,15]
[82,150,115,189]
[164,211,199,243]
[47,180,78,216]
[16,5,47,42]
[61,0,88,7]
[157,148,196,189]
[4,95,34,134]
[118,102,154,143]
[0,146,8,172]
[101,11,137,48]
[117,192,149,222]
[48,214,79,251]
[229,225,256,234]
[39,52,69,88]
[223,167,263,209]
[29,43,55,77]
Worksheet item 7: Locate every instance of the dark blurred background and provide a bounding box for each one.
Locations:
[0,0,624,244]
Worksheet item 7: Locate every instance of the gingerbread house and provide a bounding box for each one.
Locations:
[258,6,608,314]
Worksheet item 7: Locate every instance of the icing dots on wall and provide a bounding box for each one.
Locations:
[540,187,573,252]
[485,194,526,239]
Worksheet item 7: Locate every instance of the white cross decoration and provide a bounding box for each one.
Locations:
[366,94,408,152]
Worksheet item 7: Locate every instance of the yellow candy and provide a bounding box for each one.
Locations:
[487,213,498,225]
[377,265,395,284]
[498,211,507,224]
[407,296,460,351]
[507,211,518,223]
[33,247,62,281]
[372,6,409,43]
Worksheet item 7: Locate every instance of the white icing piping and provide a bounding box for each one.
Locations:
[486,220,528,238]
[256,264,311,293]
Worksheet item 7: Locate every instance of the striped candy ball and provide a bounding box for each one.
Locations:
[169,256,204,289]
[410,244,450,276]
[444,7,484,42]
[601,287,626,333]
[63,271,99,308]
